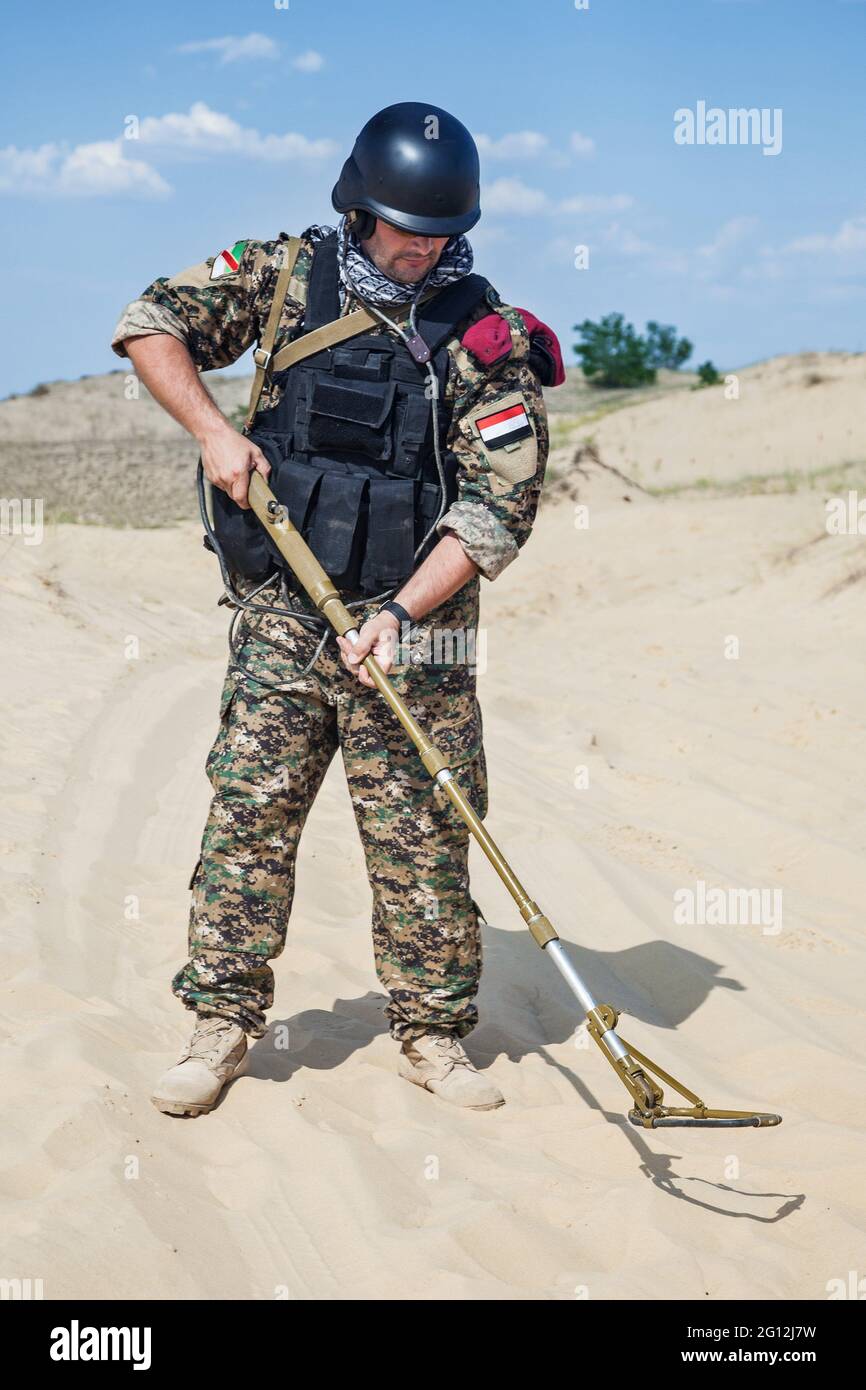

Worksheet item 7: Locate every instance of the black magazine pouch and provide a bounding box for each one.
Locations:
[359,477,416,593]
[261,456,323,571]
[269,456,322,532]
[306,471,368,588]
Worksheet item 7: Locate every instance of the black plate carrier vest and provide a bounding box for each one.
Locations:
[211,233,491,597]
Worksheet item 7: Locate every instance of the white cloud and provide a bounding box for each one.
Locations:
[560,193,634,214]
[59,141,171,196]
[177,33,279,64]
[469,225,509,250]
[475,130,594,166]
[475,131,549,160]
[570,131,596,158]
[544,235,581,263]
[783,216,866,255]
[657,250,692,275]
[484,177,550,214]
[0,102,337,198]
[137,102,338,160]
[0,139,169,197]
[602,221,655,256]
[747,215,866,281]
[481,184,635,223]
[0,143,58,188]
[697,216,758,259]
[292,50,324,72]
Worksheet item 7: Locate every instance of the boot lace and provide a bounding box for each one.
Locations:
[183,1017,241,1066]
[427,1033,473,1072]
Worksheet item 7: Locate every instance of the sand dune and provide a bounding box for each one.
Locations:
[556,352,864,491]
[1,355,865,1299]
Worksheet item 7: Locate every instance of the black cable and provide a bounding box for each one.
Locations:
[198,461,332,691]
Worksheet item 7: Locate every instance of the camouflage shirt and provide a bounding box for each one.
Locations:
[111,228,550,582]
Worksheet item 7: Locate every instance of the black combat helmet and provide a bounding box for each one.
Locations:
[332,101,481,237]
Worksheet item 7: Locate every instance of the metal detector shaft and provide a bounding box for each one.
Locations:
[244,472,781,1129]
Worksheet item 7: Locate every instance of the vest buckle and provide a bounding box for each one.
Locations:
[253,346,273,372]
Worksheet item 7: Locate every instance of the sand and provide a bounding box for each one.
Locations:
[1,353,864,1300]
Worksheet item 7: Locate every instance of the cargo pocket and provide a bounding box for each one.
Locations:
[217,673,238,723]
[430,701,489,824]
[205,675,239,783]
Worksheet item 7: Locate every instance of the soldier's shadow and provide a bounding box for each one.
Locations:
[475,918,749,1055]
[247,919,747,1078]
[246,919,802,1223]
[246,992,387,1085]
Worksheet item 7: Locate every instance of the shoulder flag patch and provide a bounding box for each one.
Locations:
[474,401,532,450]
[210,241,248,279]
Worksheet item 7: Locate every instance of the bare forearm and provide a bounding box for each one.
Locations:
[337,530,478,685]
[394,531,478,621]
[122,333,269,508]
[124,334,227,444]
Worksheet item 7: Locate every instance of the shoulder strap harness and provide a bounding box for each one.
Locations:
[245,233,490,428]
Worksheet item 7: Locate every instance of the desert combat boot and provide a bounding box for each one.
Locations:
[151,1014,248,1117]
[399,1031,505,1110]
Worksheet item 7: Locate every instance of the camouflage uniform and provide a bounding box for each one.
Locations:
[112,227,549,1041]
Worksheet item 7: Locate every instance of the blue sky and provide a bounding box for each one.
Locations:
[1,0,864,396]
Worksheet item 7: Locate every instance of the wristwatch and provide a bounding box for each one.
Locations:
[377,599,414,628]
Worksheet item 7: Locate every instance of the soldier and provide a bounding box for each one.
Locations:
[111,102,564,1117]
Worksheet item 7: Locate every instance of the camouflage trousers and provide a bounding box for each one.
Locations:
[172,576,489,1041]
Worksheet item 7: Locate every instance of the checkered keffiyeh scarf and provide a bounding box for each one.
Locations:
[305,216,474,308]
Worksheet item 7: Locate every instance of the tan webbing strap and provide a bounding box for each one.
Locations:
[244,236,302,429]
[269,307,377,374]
[268,300,416,374]
[246,273,428,427]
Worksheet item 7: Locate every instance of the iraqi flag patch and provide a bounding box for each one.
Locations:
[474,400,533,450]
[210,241,247,279]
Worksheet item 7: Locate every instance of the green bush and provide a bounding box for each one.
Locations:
[646,321,693,370]
[574,314,704,388]
[696,360,721,386]
[573,312,657,388]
